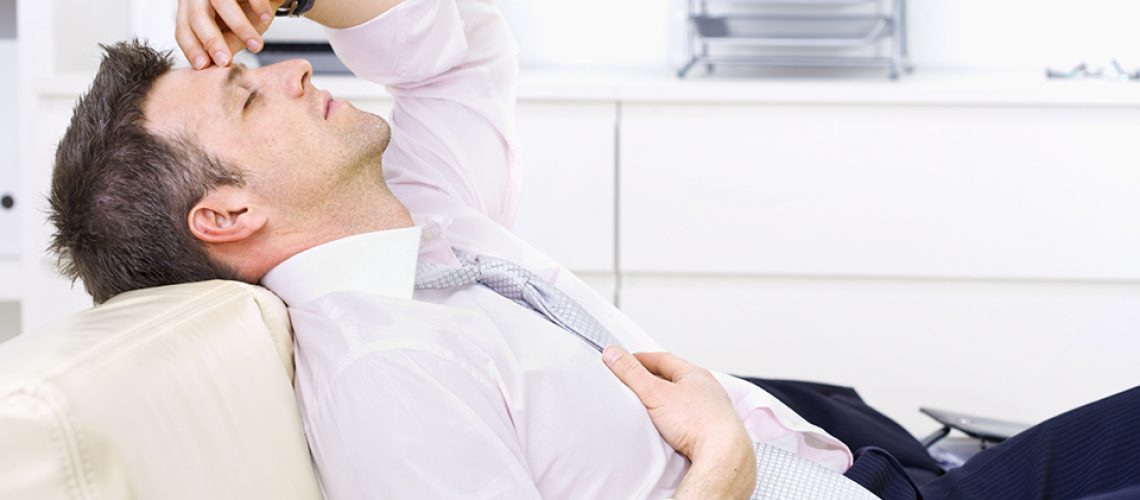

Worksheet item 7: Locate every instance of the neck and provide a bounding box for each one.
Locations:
[221,180,414,283]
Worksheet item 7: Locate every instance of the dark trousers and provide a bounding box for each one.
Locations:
[741,377,1140,500]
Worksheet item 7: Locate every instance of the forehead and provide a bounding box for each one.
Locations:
[143,66,233,136]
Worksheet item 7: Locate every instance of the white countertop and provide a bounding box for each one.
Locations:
[39,67,1140,107]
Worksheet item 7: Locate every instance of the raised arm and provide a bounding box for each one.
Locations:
[319,0,522,226]
[305,0,404,29]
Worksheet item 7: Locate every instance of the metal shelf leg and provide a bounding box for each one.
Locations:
[901,0,913,73]
[678,57,700,78]
[890,0,903,79]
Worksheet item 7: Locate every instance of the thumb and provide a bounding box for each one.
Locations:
[603,346,665,406]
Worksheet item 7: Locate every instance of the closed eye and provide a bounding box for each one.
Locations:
[243,89,258,111]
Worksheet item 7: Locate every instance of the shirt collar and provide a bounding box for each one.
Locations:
[261,226,423,306]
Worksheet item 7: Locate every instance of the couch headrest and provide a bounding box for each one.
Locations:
[0,280,321,500]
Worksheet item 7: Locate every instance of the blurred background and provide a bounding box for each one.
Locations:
[2,0,1140,434]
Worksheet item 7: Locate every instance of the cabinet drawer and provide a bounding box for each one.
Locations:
[620,274,1140,433]
[513,102,616,272]
[620,103,1140,280]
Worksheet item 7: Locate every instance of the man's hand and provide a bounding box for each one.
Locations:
[175,0,404,68]
[603,347,756,499]
[176,0,284,69]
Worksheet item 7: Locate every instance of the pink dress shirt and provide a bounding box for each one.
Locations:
[262,1,853,498]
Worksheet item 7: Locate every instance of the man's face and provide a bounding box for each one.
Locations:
[143,59,390,220]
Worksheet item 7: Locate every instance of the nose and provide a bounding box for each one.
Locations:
[267,58,312,98]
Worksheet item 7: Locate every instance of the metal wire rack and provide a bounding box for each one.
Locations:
[678,0,911,79]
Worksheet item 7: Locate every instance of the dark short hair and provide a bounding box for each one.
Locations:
[49,40,246,304]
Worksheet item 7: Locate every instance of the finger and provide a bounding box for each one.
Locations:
[176,4,210,69]
[223,31,246,59]
[603,346,667,406]
[243,1,274,35]
[211,0,263,53]
[246,0,274,27]
[190,4,233,66]
[633,351,699,383]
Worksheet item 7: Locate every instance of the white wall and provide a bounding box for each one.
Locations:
[52,0,130,74]
[908,0,1140,71]
[500,0,1140,72]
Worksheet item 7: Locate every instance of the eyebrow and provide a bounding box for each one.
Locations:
[225,64,247,89]
[222,64,248,114]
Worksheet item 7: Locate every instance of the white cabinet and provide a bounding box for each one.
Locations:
[513,101,618,301]
[513,102,616,271]
[620,274,1140,434]
[0,39,17,260]
[618,101,1140,432]
[513,101,615,298]
[1,0,17,261]
[620,103,1140,280]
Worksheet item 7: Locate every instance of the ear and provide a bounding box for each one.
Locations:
[188,186,268,244]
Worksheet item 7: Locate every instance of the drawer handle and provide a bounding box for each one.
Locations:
[1,194,13,210]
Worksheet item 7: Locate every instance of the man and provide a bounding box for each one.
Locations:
[47,0,1140,498]
[52,0,845,498]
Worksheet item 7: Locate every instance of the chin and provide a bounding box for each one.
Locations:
[351,111,392,158]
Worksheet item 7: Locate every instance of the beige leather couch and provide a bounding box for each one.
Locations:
[0,281,323,499]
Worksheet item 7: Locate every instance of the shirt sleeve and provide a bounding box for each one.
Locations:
[714,373,854,473]
[303,348,542,500]
[325,0,523,228]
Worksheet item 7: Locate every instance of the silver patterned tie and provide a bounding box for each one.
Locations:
[414,250,621,352]
[750,443,878,500]
[414,250,877,500]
